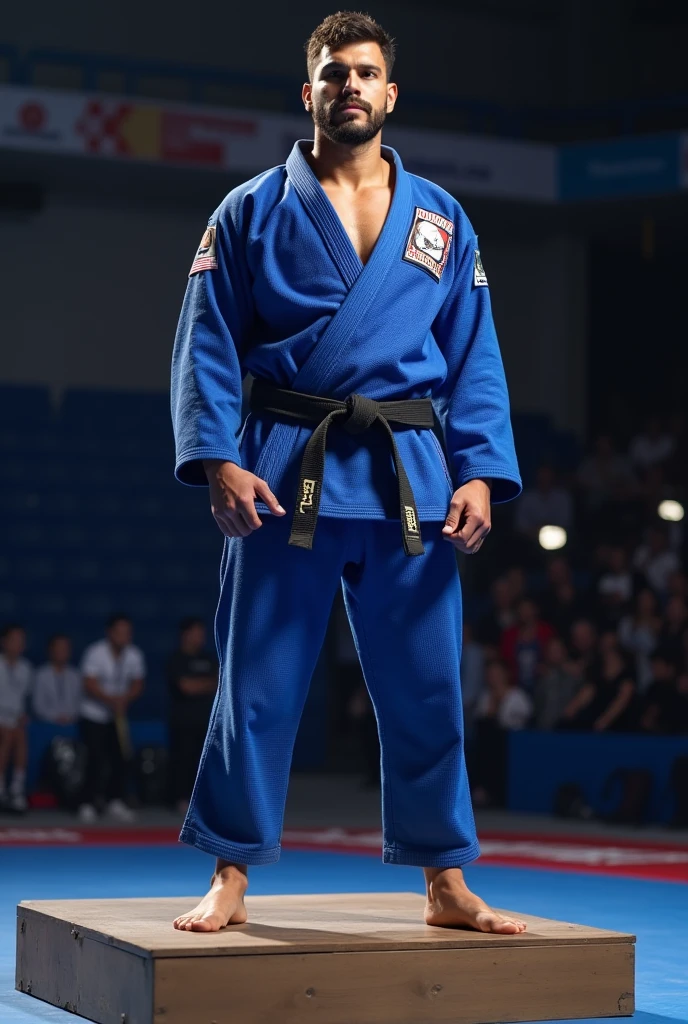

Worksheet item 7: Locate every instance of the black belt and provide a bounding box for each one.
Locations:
[249,376,436,556]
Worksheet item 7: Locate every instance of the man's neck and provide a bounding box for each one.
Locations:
[307,133,390,190]
[108,641,125,657]
[50,661,68,672]
[2,653,19,666]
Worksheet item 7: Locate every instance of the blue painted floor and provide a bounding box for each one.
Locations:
[1,845,686,1023]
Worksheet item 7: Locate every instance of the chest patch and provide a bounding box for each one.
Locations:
[403,207,453,282]
[189,225,218,277]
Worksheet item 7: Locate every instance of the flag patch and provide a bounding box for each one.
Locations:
[403,207,453,282]
[474,249,488,286]
[189,225,218,276]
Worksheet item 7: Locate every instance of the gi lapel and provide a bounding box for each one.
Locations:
[285,140,414,396]
[251,141,414,503]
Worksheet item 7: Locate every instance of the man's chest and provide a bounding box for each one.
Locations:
[321,185,392,265]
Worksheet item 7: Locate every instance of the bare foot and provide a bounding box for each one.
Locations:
[173,861,248,932]
[423,866,527,934]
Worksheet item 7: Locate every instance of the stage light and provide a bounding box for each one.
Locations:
[658,500,684,522]
[539,525,567,550]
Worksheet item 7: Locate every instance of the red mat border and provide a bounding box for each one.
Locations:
[1,824,687,881]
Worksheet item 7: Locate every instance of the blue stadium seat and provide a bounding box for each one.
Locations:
[0,385,53,425]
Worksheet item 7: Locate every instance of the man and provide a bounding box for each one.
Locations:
[167,617,218,813]
[0,623,32,812]
[171,12,524,934]
[77,614,145,823]
[32,634,82,725]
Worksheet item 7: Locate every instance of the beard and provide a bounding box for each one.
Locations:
[312,97,387,145]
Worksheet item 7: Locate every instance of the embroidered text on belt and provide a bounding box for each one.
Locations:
[250,377,436,556]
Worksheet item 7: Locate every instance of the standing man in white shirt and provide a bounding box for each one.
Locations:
[77,614,145,823]
[0,623,33,813]
[33,634,82,725]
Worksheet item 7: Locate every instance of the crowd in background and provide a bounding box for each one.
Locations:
[460,414,688,808]
[0,616,217,818]
[1,414,687,817]
[345,414,688,806]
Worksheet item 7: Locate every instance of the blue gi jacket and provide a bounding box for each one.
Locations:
[171,140,522,520]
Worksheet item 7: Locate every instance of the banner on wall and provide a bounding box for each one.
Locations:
[559,134,681,201]
[0,83,557,203]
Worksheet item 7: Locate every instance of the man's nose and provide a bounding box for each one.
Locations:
[342,74,362,94]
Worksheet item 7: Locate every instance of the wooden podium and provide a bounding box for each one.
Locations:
[16,892,635,1024]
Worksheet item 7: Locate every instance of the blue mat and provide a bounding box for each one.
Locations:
[2,845,686,1022]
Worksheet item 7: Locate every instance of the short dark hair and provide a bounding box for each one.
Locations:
[305,11,396,80]
[47,633,70,649]
[106,613,131,630]
[179,616,205,634]
[0,622,25,640]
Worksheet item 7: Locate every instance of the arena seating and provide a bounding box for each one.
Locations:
[0,384,578,727]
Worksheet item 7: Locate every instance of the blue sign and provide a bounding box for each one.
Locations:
[559,133,681,201]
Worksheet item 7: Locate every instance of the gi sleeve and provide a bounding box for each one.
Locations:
[432,230,522,504]
[171,201,254,486]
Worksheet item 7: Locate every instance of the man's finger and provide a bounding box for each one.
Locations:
[212,512,237,539]
[465,526,490,553]
[457,510,488,545]
[237,493,263,530]
[253,477,286,516]
[226,508,253,537]
[442,498,465,535]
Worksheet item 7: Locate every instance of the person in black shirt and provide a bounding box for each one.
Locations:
[638,653,686,735]
[167,618,218,813]
[558,644,637,733]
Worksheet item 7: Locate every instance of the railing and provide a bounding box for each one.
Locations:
[1,43,688,142]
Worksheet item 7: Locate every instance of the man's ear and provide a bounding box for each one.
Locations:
[386,82,398,114]
[302,82,313,111]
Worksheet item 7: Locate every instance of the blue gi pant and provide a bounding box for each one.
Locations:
[180,512,480,868]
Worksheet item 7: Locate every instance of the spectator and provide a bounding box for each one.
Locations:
[617,589,662,693]
[77,614,145,823]
[500,599,554,693]
[568,619,599,679]
[470,658,532,809]
[460,622,485,742]
[577,434,637,509]
[678,629,688,679]
[633,525,680,597]
[167,617,218,814]
[514,464,574,540]
[32,634,82,725]
[0,624,32,813]
[628,415,675,472]
[559,646,636,733]
[656,597,688,667]
[475,576,517,650]
[533,636,582,730]
[676,673,688,734]
[667,570,688,602]
[504,566,527,605]
[595,545,634,629]
[637,652,685,735]
[538,556,588,637]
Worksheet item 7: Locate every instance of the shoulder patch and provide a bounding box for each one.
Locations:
[189,225,218,277]
[403,207,453,282]
[473,249,488,287]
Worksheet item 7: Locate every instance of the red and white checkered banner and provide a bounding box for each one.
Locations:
[0,83,556,201]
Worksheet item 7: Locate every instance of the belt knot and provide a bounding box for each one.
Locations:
[343,393,379,435]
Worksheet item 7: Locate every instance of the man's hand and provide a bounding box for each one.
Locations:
[442,479,491,554]
[203,459,286,538]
